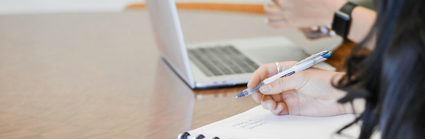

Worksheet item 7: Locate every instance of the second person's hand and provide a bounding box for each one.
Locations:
[265,0,347,28]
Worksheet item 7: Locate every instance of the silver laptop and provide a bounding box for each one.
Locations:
[146,0,335,89]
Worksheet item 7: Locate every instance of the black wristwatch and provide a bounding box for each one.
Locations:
[331,2,357,39]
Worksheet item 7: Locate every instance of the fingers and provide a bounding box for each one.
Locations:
[271,0,288,8]
[260,93,289,115]
[247,61,298,89]
[271,94,283,102]
[267,20,288,28]
[248,61,298,108]
[251,89,283,103]
[266,16,286,23]
[264,4,288,28]
[251,92,262,103]
[247,65,268,89]
[272,0,285,6]
[259,72,305,95]
[271,102,289,115]
[280,90,299,109]
[261,95,276,110]
[264,4,281,16]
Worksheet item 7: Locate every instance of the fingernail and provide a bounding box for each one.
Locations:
[311,26,318,31]
[260,85,271,93]
[266,101,274,109]
[276,103,282,111]
[276,104,285,115]
[329,30,336,36]
[261,101,269,110]
[320,26,329,34]
[264,3,273,7]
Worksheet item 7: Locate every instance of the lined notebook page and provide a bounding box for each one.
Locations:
[179,105,373,139]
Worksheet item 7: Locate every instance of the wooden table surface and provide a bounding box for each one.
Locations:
[0,10,355,139]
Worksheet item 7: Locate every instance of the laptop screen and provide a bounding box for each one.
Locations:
[146,0,195,88]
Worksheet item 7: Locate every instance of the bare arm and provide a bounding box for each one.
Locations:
[348,6,376,50]
[266,0,377,50]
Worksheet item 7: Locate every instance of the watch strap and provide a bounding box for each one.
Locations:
[332,2,357,39]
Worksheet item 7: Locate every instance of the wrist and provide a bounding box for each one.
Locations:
[323,0,347,26]
[347,6,377,43]
[330,0,348,12]
[331,72,366,114]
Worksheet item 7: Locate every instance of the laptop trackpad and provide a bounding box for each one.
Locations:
[242,47,308,64]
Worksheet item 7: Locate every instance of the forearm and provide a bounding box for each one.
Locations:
[266,0,377,50]
[327,1,376,50]
[347,6,377,50]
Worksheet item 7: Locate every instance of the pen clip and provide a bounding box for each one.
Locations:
[295,51,329,66]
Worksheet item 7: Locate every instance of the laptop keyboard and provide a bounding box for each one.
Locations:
[187,45,260,76]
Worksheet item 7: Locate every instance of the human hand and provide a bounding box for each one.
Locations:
[264,0,347,28]
[249,61,357,116]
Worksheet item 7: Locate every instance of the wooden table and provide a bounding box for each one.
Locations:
[0,10,355,138]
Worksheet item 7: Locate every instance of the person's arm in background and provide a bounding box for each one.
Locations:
[349,6,376,50]
[265,0,377,50]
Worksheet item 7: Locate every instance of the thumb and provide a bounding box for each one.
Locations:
[259,72,306,95]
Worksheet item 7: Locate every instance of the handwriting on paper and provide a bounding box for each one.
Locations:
[232,119,267,129]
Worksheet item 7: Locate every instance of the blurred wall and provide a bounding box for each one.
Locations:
[0,0,268,15]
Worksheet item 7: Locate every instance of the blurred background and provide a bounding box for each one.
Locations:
[0,0,267,15]
[0,0,372,15]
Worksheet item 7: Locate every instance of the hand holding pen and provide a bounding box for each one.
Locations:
[236,51,360,116]
[236,50,332,98]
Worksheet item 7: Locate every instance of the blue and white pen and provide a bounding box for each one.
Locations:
[235,50,333,98]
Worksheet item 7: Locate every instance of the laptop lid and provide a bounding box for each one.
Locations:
[146,0,195,88]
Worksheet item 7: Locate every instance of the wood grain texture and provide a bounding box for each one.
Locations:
[126,3,265,14]
[0,10,357,139]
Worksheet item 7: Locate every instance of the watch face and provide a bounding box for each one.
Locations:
[332,13,349,38]
[332,2,357,38]
[335,11,350,20]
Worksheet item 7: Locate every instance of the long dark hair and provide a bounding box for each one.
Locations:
[335,0,425,138]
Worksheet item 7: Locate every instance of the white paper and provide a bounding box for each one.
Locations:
[178,105,377,139]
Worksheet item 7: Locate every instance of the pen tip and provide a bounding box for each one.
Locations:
[235,92,245,98]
